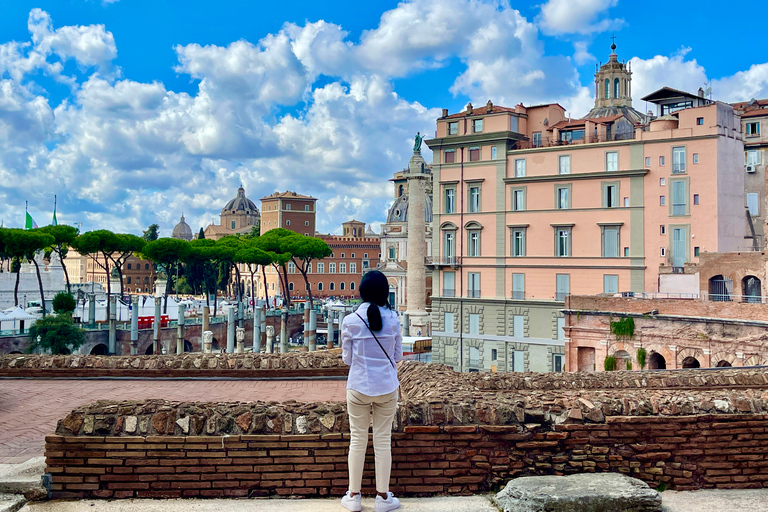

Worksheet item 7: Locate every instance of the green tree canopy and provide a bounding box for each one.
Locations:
[52,292,76,314]
[253,229,295,307]
[72,230,133,318]
[143,224,160,241]
[27,313,85,354]
[38,225,78,293]
[282,233,331,307]
[235,241,273,306]
[1,228,55,310]
[140,238,191,312]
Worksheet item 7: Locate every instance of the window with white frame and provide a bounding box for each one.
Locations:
[645,156,651,167]
[693,153,699,164]
[317,262,324,273]
[443,271,455,297]
[559,155,571,174]
[555,227,571,257]
[512,188,525,211]
[532,132,542,147]
[557,186,570,209]
[444,187,455,213]
[350,263,356,273]
[448,121,458,135]
[443,230,455,259]
[511,228,526,257]
[604,184,618,208]
[468,185,481,212]
[468,230,481,257]
[468,272,481,298]
[288,262,296,273]
[604,274,619,294]
[606,151,618,171]
[660,155,666,166]
[515,159,526,177]
[672,146,686,174]
[746,122,760,136]
[491,147,497,159]
[746,149,762,166]
[339,263,347,273]
[329,262,336,273]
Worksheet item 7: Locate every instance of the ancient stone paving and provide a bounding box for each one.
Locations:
[0,379,346,463]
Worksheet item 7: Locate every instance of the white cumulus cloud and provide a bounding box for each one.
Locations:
[538,0,623,35]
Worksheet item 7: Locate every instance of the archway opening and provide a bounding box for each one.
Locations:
[648,351,666,369]
[682,356,700,368]
[183,340,193,352]
[90,343,108,355]
[709,275,733,302]
[742,276,761,303]
[614,350,632,370]
[145,344,154,355]
[715,360,732,367]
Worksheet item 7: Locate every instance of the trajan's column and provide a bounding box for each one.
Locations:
[405,133,431,336]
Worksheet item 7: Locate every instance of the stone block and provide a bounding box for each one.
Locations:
[493,473,661,512]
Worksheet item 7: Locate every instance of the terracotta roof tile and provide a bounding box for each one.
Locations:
[261,191,317,200]
[740,109,768,118]
[443,105,515,119]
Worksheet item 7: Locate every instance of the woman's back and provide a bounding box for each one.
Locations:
[341,303,402,396]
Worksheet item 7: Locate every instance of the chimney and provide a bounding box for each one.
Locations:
[698,87,705,98]
[441,108,448,118]
[486,100,493,113]
[466,103,473,113]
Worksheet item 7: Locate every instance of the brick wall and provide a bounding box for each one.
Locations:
[0,352,347,378]
[566,295,768,322]
[45,415,768,499]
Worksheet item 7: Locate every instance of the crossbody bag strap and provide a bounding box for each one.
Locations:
[355,312,397,369]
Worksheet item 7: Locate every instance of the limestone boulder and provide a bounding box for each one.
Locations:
[493,473,661,512]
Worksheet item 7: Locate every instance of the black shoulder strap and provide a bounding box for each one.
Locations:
[355,312,396,369]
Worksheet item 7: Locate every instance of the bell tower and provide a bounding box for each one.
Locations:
[594,37,633,109]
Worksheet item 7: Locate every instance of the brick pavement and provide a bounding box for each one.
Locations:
[0,378,347,464]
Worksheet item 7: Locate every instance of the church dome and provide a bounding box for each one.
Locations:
[172,215,193,241]
[222,186,259,215]
[386,194,433,223]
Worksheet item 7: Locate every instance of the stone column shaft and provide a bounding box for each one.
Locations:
[226,306,235,353]
[176,304,186,354]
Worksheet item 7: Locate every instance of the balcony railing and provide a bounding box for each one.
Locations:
[442,288,455,297]
[425,256,461,267]
[467,290,481,298]
[555,292,568,301]
[512,291,525,300]
[468,358,481,368]
[514,132,635,150]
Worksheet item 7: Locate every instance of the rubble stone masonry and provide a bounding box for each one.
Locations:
[42,361,768,498]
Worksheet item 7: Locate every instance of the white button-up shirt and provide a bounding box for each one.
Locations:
[341,303,403,396]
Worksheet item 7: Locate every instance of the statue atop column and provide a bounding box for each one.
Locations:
[413,132,423,152]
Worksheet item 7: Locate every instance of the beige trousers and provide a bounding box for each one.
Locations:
[346,388,398,493]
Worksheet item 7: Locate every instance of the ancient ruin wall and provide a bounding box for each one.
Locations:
[0,352,347,378]
[43,364,768,498]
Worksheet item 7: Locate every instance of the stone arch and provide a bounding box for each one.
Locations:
[742,275,761,303]
[677,347,704,368]
[710,351,737,368]
[90,343,108,355]
[183,340,193,352]
[464,220,483,230]
[744,354,764,366]
[648,351,666,369]
[709,275,733,301]
[145,344,154,355]
[611,349,632,370]
[682,356,701,368]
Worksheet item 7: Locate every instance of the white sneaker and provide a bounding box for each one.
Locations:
[374,492,401,512]
[340,491,362,512]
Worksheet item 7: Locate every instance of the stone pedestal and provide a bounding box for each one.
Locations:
[266,325,275,354]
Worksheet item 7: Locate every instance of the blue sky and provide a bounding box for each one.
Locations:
[1,0,767,236]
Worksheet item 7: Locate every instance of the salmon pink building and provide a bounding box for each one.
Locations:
[426,44,747,373]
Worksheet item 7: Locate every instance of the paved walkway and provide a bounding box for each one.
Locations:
[0,378,347,463]
[16,489,768,512]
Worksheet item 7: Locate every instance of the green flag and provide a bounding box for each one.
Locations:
[25,212,38,230]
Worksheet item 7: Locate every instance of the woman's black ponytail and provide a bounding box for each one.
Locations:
[358,270,389,332]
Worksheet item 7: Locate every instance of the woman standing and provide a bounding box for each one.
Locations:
[340,271,402,512]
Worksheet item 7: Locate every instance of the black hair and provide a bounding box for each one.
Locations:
[358,270,390,331]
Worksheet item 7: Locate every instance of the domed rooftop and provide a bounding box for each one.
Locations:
[222,186,259,215]
[172,215,193,241]
[386,194,433,223]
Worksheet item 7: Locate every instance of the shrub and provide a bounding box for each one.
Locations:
[609,317,635,340]
[52,292,76,314]
[637,347,647,369]
[626,359,632,370]
[27,313,85,354]
[604,355,617,371]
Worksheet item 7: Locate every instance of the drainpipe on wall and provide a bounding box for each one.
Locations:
[459,145,465,373]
